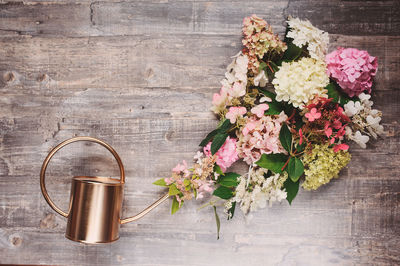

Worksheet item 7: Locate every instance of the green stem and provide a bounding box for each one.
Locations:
[197,198,222,211]
[281,156,291,172]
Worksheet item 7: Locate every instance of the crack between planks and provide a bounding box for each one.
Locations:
[89,1,98,26]
[0,28,34,36]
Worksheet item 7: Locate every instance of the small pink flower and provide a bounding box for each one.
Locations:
[212,88,228,106]
[299,128,304,145]
[164,177,173,185]
[204,136,239,172]
[172,160,190,177]
[226,106,247,123]
[305,108,321,122]
[251,104,269,118]
[332,119,342,129]
[333,143,349,152]
[176,195,182,207]
[242,120,257,136]
[194,179,214,200]
[336,126,346,139]
[325,127,333,138]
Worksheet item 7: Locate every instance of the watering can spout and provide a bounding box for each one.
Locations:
[120,193,169,224]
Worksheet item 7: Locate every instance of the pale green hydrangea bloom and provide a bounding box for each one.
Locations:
[302,143,351,190]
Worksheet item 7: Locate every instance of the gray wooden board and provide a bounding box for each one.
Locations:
[0,0,399,265]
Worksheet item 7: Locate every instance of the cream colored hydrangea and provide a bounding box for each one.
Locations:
[286,17,329,61]
[272,57,329,109]
[232,167,288,214]
[302,143,351,190]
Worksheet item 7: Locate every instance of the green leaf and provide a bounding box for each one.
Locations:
[282,43,303,62]
[283,178,299,205]
[265,101,285,115]
[213,206,221,240]
[171,196,180,214]
[227,201,236,220]
[211,133,228,155]
[259,61,268,72]
[183,179,190,187]
[199,129,219,147]
[294,112,305,130]
[287,157,304,182]
[279,124,292,153]
[153,178,167,187]
[218,172,241,187]
[199,120,232,147]
[168,184,180,196]
[257,88,276,100]
[255,153,288,173]
[326,82,356,106]
[326,82,340,103]
[218,119,232,132]
[213,186,233,200]
[214,164,224,175]
[296,143,306,153]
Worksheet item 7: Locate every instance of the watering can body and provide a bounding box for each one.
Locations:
[40,137,168,244]
[66,176,124,243]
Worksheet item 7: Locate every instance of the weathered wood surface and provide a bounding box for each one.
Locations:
[0,0,399,265]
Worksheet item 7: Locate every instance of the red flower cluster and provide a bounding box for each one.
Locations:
[301,98,350,152]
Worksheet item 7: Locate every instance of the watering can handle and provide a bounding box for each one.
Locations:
[40,136,125,218]
[40,136,170,222]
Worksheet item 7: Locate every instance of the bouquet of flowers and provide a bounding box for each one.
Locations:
[153,15,384,237]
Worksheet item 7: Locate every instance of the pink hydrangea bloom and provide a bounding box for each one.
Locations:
[226,106,247,123]
[203,136,239,172]
[326,47,378,97]
[237,112,287,164]
[251,104,269,118]
[193,179,214,200]
[171,160,190,177]
[212,88,228,107]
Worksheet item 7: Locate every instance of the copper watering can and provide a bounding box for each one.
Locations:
[40,136,169,244]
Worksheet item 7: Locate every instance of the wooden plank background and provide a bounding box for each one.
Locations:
[0,0,399,265]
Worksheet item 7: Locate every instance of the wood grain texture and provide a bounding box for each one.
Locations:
[0,0,399,265]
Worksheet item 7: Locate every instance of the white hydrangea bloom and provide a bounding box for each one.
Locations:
[352,130,370,149]
[234,54,249,81]
[232,167,287,215]
[344,93,385,147]
[344,101,363,117]
[253,70,268,87]
[212,52,249,114]
[221,52,248,92]
[193,151,203,164]
[286,17,329,61]
[272,57,329,109]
